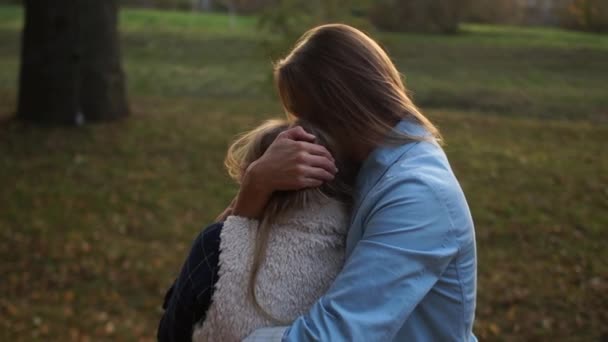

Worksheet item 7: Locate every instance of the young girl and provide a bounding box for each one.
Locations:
[191,119,356,342]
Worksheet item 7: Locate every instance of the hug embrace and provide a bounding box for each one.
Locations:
[158,24,477,342]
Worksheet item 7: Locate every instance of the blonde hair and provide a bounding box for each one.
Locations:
[225,119,356,323]
[274,24,442,151]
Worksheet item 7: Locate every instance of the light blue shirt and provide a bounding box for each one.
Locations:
[246,120,477,341]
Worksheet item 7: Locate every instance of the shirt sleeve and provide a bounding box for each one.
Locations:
[242,326,288,341]
[158,222,223,342]
[281,175,460,341]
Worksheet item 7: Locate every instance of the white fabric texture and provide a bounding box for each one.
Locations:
[192,198,349,342]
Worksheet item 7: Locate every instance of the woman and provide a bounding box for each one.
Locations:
[239,23,477,341]
[161,23,477,341]
[192,119,356,341]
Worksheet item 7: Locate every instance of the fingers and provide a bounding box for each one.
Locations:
[304,154,338,174]
[280,126,316,142]
[302,165,335,182]
[298,177,324,189]
[296,141,335,162]
[276,127,335,163]
[291,165,334,190]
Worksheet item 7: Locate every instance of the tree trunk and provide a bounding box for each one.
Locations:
[17,0,128,125]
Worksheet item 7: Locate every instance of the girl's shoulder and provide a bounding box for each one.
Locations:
[276,197,350,235]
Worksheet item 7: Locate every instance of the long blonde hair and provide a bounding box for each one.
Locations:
[274,24,442,152]
[225,119,356,323]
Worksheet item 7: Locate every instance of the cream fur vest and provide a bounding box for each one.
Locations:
[192,198,348,342]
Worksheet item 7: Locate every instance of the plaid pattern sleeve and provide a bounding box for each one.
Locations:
[157,222,223,342]
[243,327,289,341]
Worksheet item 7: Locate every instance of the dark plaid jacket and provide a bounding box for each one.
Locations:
[157,222,222,342]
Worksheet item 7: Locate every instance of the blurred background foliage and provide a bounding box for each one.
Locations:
[3,0,607,32]
[0,0,606,341]
[98,0,608,33]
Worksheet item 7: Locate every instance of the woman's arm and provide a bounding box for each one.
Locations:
[246,175,464,341]
[233,126,337,218]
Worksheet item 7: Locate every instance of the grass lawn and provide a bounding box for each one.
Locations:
[1,5,607,341]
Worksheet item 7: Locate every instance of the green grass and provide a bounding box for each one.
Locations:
[0,5,607,341]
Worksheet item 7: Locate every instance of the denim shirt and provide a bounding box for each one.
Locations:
[247,119,477,341]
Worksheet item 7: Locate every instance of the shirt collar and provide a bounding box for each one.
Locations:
[354,119,431,204]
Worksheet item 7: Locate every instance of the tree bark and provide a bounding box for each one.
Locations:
[17,0,128,124]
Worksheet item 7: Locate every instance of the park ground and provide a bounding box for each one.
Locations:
[0,5,607,341]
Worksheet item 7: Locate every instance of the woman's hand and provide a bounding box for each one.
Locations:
[250,126,338,191]
[232,126,338,219]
